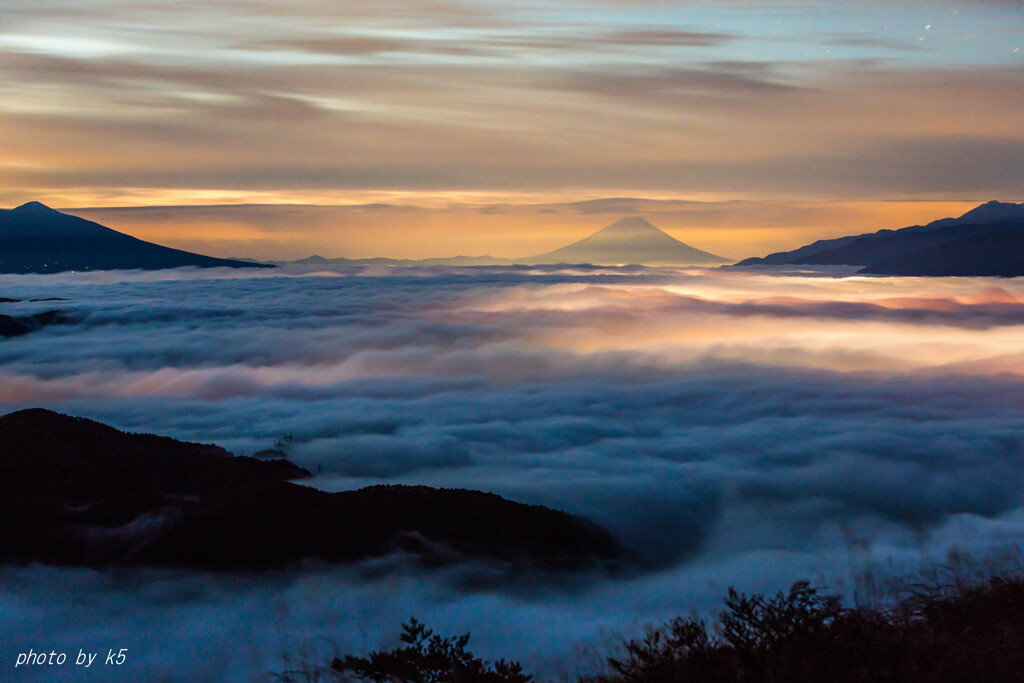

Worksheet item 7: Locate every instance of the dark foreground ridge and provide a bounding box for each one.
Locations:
[0,201,274,273]
[292,577,1024,683]
[0,409,619,570]
[589,578,1024,683]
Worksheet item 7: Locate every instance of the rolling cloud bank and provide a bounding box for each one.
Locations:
[3,264,1024,680]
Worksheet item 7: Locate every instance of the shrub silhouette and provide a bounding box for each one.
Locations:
[287,575,1024,682]
[599,577,1024,683]
[331,618,532,683]
[604,581,842,682]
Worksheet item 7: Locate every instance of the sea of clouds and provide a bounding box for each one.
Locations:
[3,264,1024,681]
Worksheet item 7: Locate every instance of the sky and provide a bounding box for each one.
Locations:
[1,0,1023,258]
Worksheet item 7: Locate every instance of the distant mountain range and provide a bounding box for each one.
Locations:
[737,201,1024,277]
[16,200,1017,276]
[0,202,273,273]
[263,254,515,268]
[269,216,730,267]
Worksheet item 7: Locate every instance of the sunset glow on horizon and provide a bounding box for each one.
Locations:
[2,0,1022,259]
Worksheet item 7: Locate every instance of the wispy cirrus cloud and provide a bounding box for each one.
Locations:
[1,0,1022,226]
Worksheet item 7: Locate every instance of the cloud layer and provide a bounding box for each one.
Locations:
[3,265,1024,679]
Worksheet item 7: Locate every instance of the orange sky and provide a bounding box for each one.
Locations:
[67,198,983,261]
[1,1,1023,259]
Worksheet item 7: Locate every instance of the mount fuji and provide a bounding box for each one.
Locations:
[521,216,731,266]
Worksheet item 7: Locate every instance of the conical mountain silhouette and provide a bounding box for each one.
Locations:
[521,216,730,265]
[0,202,272,273]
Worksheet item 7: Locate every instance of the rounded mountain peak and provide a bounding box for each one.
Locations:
[604,216,658,231]
[13,201,56,212]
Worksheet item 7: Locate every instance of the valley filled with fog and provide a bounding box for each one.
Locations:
[4,264,1024,681]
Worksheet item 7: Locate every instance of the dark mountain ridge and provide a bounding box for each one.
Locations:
[0,202,274,273]
[863,230,1024,277]
[737,201,1024,276]
[791,217,1024,267]
[0,409,619,570]
[0,309,62,338]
